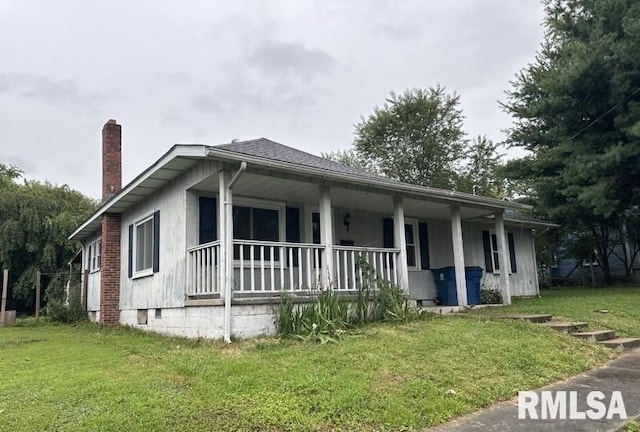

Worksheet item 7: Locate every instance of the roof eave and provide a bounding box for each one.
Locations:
[69,144,209,241]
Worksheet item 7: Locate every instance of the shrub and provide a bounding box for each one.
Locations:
[46,278,87,324]
[480,288,503,305]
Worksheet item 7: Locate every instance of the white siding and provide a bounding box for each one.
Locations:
[119,159,219,311]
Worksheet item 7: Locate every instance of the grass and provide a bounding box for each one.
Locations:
[0,312,616,431]
[471,284,640,337]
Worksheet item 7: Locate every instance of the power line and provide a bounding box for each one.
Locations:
[569,87,640,140]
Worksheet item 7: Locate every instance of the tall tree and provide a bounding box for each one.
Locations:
[0,164,97,309]
[455,135,505,198]
[503,0,640,283]
[353,86,467,189]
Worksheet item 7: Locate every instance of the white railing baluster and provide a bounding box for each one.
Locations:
[260,246,265,291]
[335,250,341,290]
[270,246,275,291]
[250,245,255,292]
[306,248,312,290]
[314,247,320,289]
[280,246,285,291]
[288,247,294,291]
[297,247,303,290]
[239,244,244,292]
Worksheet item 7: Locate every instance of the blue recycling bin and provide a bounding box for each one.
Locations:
[432,267,458,306]
[465,266,484,305]
[432,266,484,306]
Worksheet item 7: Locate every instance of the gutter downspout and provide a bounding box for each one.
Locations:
[223,161,247,343]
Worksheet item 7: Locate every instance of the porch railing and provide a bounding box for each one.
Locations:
[186,240,220,297]
[234,239,324,292]
[186,239,401,296]
[333,246,400,291]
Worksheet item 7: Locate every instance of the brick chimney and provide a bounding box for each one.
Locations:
[102,119,122,201]
[100,119,122,328]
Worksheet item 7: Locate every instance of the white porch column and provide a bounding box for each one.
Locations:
[495,211,512,305]
[393,196,409,291]
[450,206,467,306]
[319,185,334,288]
[218,170,232,342]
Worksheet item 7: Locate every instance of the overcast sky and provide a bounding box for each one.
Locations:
[0,1,545,200]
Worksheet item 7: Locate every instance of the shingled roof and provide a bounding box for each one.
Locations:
[216,138,386,181]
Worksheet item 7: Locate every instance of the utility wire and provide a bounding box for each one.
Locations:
[569,87,640,140]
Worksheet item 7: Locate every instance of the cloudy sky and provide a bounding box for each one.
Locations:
[0,1,545,200]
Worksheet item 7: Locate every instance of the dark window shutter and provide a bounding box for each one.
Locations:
[383,218,394,248]
[286,207,300,266]
[482,230,493,273]
[128,224,133,278]
[198,197,217,244]
[153,210,160,273]
[508,232,517,273]
[418,222,430,270]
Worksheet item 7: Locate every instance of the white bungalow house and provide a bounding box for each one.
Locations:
[70,120,555,341]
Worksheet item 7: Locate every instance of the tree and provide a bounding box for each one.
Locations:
[353,86,467,189]
[0,164,97,310]
[503,0,640,283]
[455,135,505,198]
[320,148,379,173]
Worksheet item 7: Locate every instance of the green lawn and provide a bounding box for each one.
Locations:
[471,285,640,337]
[0,311,615,431]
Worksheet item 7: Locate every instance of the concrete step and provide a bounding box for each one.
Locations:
[598,337,640,351]
[571,330,616,342]
[498,314,553,323]
[540,321,589,334]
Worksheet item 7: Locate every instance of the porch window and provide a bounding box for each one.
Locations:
[233,205,281,260]
[482,230,517,274]
[89,239,101,272]
[382,218,428,270]
[405,222,419,269]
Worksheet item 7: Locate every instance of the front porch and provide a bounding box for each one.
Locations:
[184,161,518,314]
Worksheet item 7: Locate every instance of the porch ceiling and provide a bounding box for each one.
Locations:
[191,171,497,221]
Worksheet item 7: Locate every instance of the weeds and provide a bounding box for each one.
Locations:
[276,256,425,341]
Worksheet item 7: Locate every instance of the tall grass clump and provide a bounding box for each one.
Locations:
[276,256,426,341]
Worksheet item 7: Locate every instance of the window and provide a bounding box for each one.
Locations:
[128,210,160,278]
[490,233,501,272]
[382,218,428,271]
[89,239,101,272]
[233,203,282,260]
[405,222,419,269]
[483,230,517,274]
[135,216,154,274]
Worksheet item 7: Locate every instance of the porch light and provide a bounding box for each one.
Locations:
[343,211,352,232]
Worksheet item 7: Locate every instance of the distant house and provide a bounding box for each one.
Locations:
[549,236,640,284]
[70,120,553,340]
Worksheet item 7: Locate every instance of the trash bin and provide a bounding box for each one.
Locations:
[464,266,484,305]
[432,266,484,306]
[432,267,458,306]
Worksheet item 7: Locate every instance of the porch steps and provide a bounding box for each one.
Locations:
[540,321,588,334]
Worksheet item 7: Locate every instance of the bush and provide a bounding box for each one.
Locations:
[480,288,503,305]
[46,277,87,324]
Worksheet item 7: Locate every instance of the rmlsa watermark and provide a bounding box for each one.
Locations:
[518,391,627,420]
